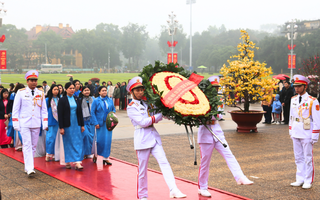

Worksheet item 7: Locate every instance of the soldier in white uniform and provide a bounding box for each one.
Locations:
[126,77,186,200]
[12,70,48,176]
[289,75,320,189]
[197,76,253,197]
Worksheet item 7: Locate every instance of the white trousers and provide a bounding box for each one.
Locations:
[20,127,40,172]
[292,137,314,184]
[198,141,245,190]
[136,143,177,199]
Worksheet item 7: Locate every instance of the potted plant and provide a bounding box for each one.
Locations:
[219,30,278,132]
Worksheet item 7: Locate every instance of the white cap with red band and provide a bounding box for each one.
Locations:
[208,75,220,86]
[293,74,310,86]
[126,76,144,92]
[25,70,39,80]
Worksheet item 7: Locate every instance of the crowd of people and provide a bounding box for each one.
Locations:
[0,70,120,173]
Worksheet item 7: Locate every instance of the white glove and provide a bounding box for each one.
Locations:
[154,113,163,123]
[312,133,319,144]
[14,127,21,132]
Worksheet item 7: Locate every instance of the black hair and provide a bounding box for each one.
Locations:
[47,84,60,108]
[1,88,9,100]
[102,81,106,85]
[107,81,112,85]
[84,82,88,86]
[9,83,14,90]
[36,85,43,88]
[98,86,107,92]
[0,86,4,89]
[13,84,25,93]
[73,79,80,84]
[64,82,75,96]
[79,86,91,98]
[43,81,47,84]
[52,81,56,84]
[57,84,64,95]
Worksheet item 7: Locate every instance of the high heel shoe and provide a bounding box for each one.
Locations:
[93,155,97,163]
[66,163,71,169]
[103,160,112,165]
[45,155,50,162]
[75,163,84,170]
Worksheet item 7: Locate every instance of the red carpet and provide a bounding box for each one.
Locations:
[0,148,250,200]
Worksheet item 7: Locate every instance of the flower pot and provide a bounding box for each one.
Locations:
[228,110,266,133]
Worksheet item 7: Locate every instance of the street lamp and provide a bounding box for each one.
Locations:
[286,20,298,80]
[167,11,178,62]
[186,0,196,70]
[0,1,7,85]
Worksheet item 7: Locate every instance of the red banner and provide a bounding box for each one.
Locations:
[161,73,204,109]
[288,54,296,69]
[167,53,172,64]
[0,50,6,69]
[173,53,178,64]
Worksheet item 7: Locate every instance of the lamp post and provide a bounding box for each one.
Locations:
[167,11,178,62]
[186,0,195,69]
[286,20,298,80]
[0,1,7,85]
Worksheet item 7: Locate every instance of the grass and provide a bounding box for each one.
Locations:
[0,72,220,88]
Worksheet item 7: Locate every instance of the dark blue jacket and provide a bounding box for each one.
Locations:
[57,95,84,129]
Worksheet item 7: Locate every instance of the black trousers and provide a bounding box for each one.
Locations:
[262,105,272,123]
[283,104,290,124]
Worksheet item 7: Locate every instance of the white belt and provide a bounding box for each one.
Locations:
[135,125,154,130]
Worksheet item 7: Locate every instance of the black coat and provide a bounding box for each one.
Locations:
[282,86,294,106]
[57,95,84,129]
[0,100,12,119]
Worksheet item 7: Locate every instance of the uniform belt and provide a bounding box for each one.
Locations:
[206,120,217,125]
[291,117,302,122]
[135,125,154,129]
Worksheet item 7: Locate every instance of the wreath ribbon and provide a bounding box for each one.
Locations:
[161,73,204,108]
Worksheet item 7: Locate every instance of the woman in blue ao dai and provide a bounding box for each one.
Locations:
[45,85,60,161]
[58,82,85,170]
[91,86,116,165]
[79,86,95,158]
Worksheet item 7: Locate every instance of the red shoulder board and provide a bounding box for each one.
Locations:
[129,101,134,106]
[309,96,316,100]
[291,95,297,99]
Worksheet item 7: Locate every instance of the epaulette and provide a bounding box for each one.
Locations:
[309,95,316,100]
[128,101,134,106]
[18,88,26,91]
[291,95,297,99]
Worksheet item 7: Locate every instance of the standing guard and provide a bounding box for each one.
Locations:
[290,75,320,189]
[12,70,48,176]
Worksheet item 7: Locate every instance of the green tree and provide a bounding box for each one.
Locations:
[0,24,29,69]
[121,23,148,69]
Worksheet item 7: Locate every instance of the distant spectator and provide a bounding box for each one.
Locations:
[42,81,50,96]
[37,85,43,90]
[102,81,106,86]
[73,80,81,97]
[106,81,114,98]
[113,84,120,110]
[87,80,95,96]
[8,83,14,93]
[94,81,100,97]
[127,79,132,104]
[57,84,64,98]
[120,82,127,110]
[272,94,282,124]
[261,88,272,124]
[52,81,56,85]
[281,80,294,124]
[84,82,88,86]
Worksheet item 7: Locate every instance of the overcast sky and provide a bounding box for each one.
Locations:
[4,0,319,37]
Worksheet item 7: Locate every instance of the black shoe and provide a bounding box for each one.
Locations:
[103,160,112,165]
[271,121,275,123]
[219,119,225,121]
[282,121,285,123]
[266,122,272,124]
[262,122,267,124]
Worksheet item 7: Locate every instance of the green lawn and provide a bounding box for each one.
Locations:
[0,73,220,88]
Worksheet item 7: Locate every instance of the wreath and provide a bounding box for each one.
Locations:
[139,61,222,127]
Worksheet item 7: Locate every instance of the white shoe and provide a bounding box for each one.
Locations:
[237,176,254,185]
[27,169,36,176]
[290,181,304,187]
[140,198,148,200]
[302,183,312,189]
[170,188,187,198]
[198,189,211,197]
[276,122,280,125]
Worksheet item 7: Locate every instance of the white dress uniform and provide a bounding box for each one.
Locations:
[289,75,320,188]
[197,76,253,196]
[12,70,48,174]
[126,77,186,200]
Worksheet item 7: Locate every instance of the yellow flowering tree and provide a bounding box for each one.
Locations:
[220,30,278,112]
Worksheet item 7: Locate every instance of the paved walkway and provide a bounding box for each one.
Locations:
[1,103,320,199]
